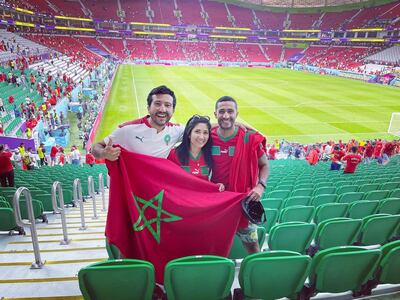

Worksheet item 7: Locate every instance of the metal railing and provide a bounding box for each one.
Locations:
[51,182,70,245]
[13,187,44,269]
[73,178,87,230]
[99,173,106,212]
[88,176,98,219]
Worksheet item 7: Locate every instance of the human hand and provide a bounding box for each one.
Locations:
[103,138,121,161]
[217,183,225,192]
[247,184,264,202]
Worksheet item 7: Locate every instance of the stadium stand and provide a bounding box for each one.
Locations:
[289,13,321,29]
[365,46,400,65]
[178,0,206,26]
[226,3,256,28]
[202,0,232,27]
[121,0,149,22]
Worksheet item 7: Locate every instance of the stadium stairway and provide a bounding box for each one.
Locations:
[0,190,109,299]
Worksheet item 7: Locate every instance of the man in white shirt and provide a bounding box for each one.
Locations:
[92,85,184,160]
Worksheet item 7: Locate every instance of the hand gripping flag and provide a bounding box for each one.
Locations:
[105,149,247,282]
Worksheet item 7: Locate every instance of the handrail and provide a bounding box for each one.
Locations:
[88,176,98,219]
[73,178,87,230]
[99,173,106,212]
[13,187,44,269]
[51,182,70,245]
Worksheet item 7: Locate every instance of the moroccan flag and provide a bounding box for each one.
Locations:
[105,149,247,282]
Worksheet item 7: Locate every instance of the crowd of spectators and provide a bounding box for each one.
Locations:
[267,138,400,173]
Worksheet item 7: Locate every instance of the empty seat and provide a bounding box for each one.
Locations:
[378,198,400,214]
[348,201,379,219]
[311,194,337,207]
[164,255,235,300]
[358,214,400,246]
[268,222,315,254]
[363,190,389,201]
[338,192,364,204]
[234,251,311,300]
[314,203,349,224]
[291,188,313,197]
[78,259,155,300]
[313,186,336,196]
[279,206,315,223]
[283,196,311,208]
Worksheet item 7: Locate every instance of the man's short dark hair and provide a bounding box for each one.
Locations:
[0,144,4,151]
[215,96,238,111]
[147,85,176,108]
[351,146,358,153]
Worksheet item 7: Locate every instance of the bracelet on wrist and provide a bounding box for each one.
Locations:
[258,180,266,189]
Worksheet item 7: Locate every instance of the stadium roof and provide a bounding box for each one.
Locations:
[230,0,375,7]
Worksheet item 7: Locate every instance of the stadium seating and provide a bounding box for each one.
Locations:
[151,0,179,24]
[178,0,206,26]
[78,259,155,300]
[234,251,311,300]
[202,0,232,27]
[164,255,235,300]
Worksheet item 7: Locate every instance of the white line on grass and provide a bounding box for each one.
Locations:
[130,65,141,116]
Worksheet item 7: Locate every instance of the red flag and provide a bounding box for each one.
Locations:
[106,149,247,282]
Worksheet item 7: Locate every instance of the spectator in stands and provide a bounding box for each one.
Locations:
[13,149,23,169]
[50,144,59,166]
[330,145,345,170]
[18,143,25,156]
[0,97,4,115]
[70,145,81,166]
[0,144,14,187]
[341,146,362,174]
[85,150,96,167]
[307,145,319,165]
[381,141,395,165]
[37,143,46,166]
[0,122,3,135]
[58,148,66,166]
[8,95,14,104]
[268,144,277,160]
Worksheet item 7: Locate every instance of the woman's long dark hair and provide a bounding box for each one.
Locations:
[175,115,213,170]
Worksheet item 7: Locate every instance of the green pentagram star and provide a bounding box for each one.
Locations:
[132,190,182,244]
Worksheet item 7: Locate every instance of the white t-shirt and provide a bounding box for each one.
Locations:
[71,149,81,160]
[104,116,184,158]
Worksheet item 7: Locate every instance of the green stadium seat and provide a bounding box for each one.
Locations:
[309,218,362,255]
[300,246,381,300]
[337,192,364,204]
[78,259,155,300]
[164,255,234,300]
[234,251,311,300]
[363,190,389,201]
[380,182,400,191]
[283,196,311,208]
[267,222,315,254]
[390,189,400,198]
[291,188,313,197]
[313,186,336,196]
[314,203,349,224]
[262,209,278,233]
[378,198,400,215]
[358,183,380,193]
[337,185,358,195]
[347,201,379,219]
[260,198,282,210]
[279,206,315,223]
[358,214,400,246]
[268,190,291,200]
[311,194,337,207]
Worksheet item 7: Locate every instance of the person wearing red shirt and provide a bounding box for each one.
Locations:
[307,146,319,165]
[50,144,59,166]
[211,96,268,255]
[168,115,224,187]
[0,144,14,187]
[330,145,345,170]
[85,151,96,167]
[268,144,277,160]
[8,95,14,104]
[342,146,362,174]
[364,141,374,164]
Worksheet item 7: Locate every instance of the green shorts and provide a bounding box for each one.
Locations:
[236,223,258,244]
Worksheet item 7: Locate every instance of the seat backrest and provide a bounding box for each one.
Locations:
[360,214,400,246]
[363,190,389,201]
[379,240,400,284]
[268,222,316,254]
[338,192,364,204]
[268,189,291,200]
[164,255,235,300]
[337,185,358,195]
[239,251,311,300]
[316,218,362,250]
[291,188,314,197]
[311,194,337,207]
[390,189,400,198]
[313,186,336,196]
[261,198,282,210]
[348,201,379,219]
[0,208,17,231]
[314,203,349,224]
[78,259,155,300]
[310,246,381,294]
[279,206,315,223]
[358,183,380,193]
[262,208,278,233]
[380,182,400,191]
[284,196,311,208]
[378,198,400,215]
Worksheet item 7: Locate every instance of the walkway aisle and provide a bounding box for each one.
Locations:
[0,192,109,300]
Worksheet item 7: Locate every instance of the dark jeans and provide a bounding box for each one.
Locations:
[0,170,15,187]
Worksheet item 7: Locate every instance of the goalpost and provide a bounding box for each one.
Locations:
[388,113,400,136]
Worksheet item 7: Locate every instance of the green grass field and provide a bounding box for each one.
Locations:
[95,64,400,144]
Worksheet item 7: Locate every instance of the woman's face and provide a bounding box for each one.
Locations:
[189,123,209,150]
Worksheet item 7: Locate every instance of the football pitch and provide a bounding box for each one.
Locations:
[95,64,400,144]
